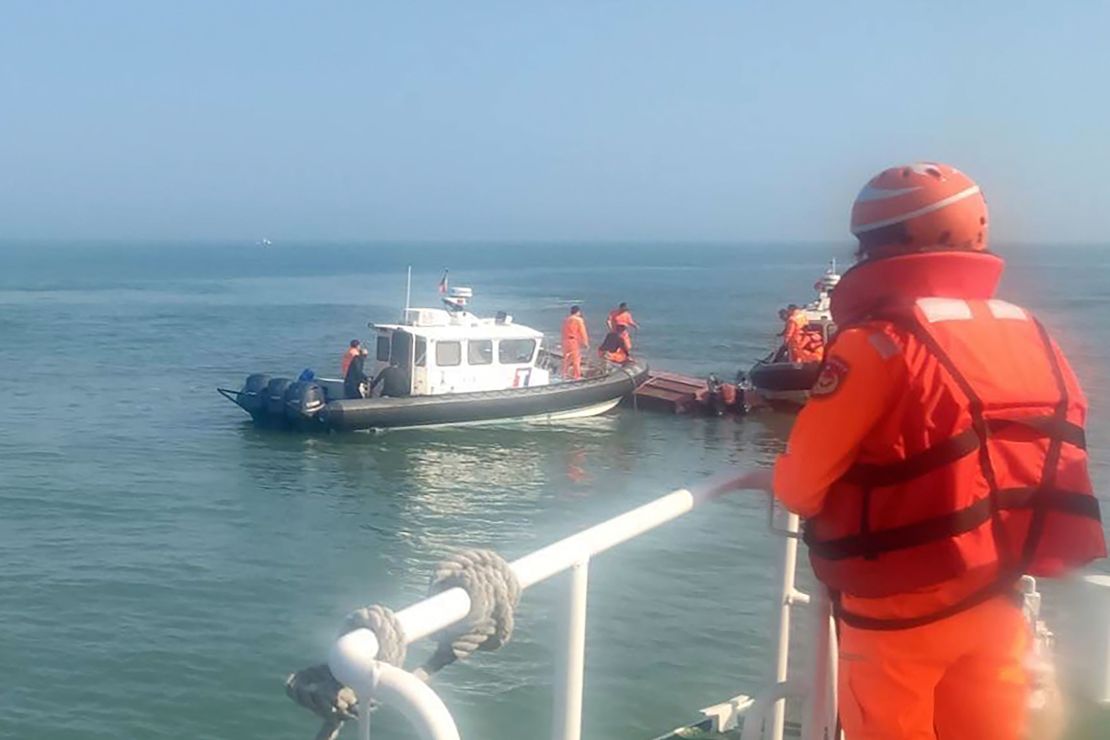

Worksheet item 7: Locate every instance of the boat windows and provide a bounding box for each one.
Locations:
[499,338,536,365]
[436,340,462,367]
[414,338,427,367]
[468,339,493,365]
[376,336,391,362]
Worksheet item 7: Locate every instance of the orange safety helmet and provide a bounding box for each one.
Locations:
[850,162,989,261]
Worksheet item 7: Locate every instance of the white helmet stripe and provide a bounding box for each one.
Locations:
[855,184,922,203]
[852,185,982,234]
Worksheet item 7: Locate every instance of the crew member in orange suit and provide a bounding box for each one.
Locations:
[607,302,638,331]
[782,304,823,363]
[561,305,590,380]
[340,339,361,376]
[751,163,1105,739]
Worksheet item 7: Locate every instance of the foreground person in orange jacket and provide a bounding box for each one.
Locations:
[561,305,590,380]
[770,163,1105,739]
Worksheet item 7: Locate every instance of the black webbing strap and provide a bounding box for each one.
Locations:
[841,416,1086,489]
[808,486,1099,561]
[1019,319,1069,571]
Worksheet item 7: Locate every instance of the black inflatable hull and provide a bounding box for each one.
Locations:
[742,360,821,410]
[221,364,648,432]
[747,361,821,393]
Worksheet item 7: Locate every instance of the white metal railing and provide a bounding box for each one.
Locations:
[325,470,842,740]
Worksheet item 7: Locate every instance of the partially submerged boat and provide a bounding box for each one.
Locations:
[740,262,840,409]
[218,286,647,432]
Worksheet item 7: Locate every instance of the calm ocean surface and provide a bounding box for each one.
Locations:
[1,241,1108,739]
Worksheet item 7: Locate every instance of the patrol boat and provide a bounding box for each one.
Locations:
[218,286,647,431]
[740,261,840,409]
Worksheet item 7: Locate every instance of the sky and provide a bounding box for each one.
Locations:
[1,1,1108,244]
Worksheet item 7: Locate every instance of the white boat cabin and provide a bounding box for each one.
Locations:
[371,288,551,396]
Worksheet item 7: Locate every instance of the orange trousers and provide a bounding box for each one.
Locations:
[562,350,582,380]
[838,595,1029,740]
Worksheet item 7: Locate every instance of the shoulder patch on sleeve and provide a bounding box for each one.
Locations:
[811,356,849,398]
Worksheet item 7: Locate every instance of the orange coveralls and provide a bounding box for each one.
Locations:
[561,314,590,380]
[784,310,822,363]
[773,327,1028,740]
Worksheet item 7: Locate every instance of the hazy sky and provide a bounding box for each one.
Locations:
[2,2,1107,243]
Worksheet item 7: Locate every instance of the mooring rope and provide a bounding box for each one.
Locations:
[286,549,520,739]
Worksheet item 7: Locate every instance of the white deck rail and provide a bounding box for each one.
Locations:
[325,470,841,740]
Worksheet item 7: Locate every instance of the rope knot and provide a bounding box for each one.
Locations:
[424,549,521,673]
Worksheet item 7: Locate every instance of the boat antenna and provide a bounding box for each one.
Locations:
[403,265,412,320]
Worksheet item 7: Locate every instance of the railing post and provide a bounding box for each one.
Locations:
[770,509,801,740]
[552,558,590,740]
[804,588,838,740]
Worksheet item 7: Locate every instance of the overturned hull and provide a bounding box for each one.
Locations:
[219,364,648,432]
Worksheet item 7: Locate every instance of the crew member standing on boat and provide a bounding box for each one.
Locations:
[607,302,638,332]
[561,306,590,380]
[781,305,816,362]
[343,347,369,399]
[769,163,1105,740]
[598,324,632,365]
[340,339,361,377]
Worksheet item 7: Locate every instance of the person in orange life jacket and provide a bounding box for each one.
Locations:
[343,347,369,399]
[561,305,590,380]
[598,324,632,365]
[607,302,638,331]
[743,163,1105,740]
[781,304,823,363]
[340,339,361,376]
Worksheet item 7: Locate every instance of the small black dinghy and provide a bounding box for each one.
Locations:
[740,261,839,409]
[218,285,648,432]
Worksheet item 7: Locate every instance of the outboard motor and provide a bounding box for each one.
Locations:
[284,381,327,425]
[265,378,293,419]
[238,373,270,415]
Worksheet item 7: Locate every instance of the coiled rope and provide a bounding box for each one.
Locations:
[286,549,520,739]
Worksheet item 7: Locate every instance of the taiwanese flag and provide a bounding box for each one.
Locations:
[438,270,449,294]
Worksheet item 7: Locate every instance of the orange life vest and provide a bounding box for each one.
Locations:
[609,309,635,329]
[806,296,1104,629]
[340,347,360,376]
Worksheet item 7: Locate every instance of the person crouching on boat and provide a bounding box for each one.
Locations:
[561,305,590,380]
[598,324,632,365]
[763,162,1105,740]
[340,339,361,377]
[343,347,369,399]
[370,359,411,398]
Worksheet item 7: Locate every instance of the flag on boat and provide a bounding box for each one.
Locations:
[438,270,449,294]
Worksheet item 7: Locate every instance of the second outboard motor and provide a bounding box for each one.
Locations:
[238,373,270,416]
[284,381,326,425]
[265,378,293,418]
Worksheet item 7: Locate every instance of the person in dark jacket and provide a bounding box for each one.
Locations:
[598,324,633,365]
[370,360,411,398]
[343,348,369,399]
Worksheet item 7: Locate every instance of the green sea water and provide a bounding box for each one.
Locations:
[1,241,1107,739]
